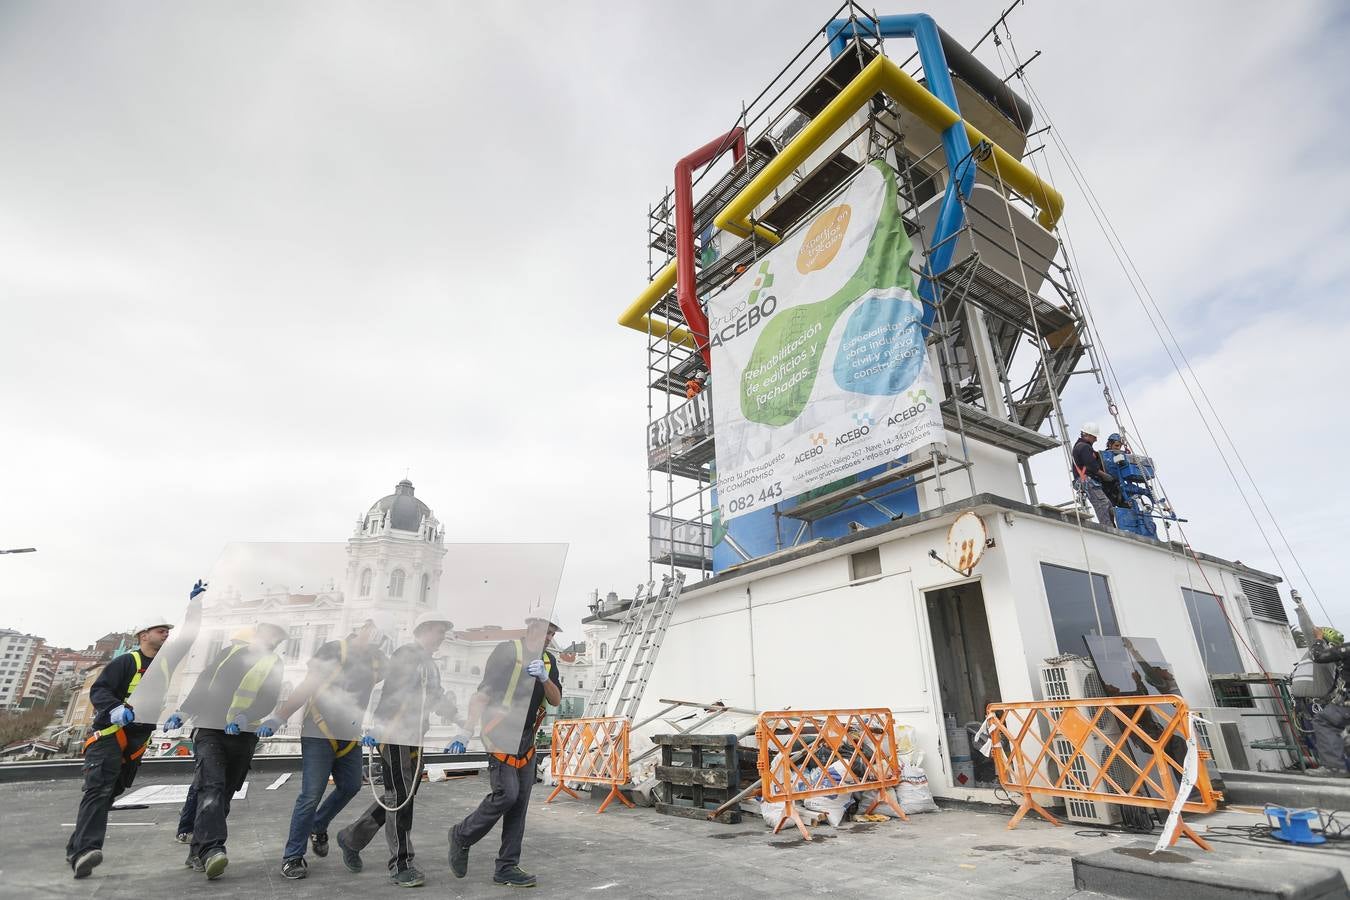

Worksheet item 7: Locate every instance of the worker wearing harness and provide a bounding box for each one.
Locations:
[1307,625,1350,777]
[1072,422,1116,528]
[64,615,174,878]
[336,610,454,888]
[259,614,391,880]
[170,621,287,880]
[449,616,562,889]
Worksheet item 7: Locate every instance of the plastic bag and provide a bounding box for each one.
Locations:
[896,762,939,814]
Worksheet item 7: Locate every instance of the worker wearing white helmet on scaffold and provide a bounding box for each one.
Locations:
[1071,421,1117,528]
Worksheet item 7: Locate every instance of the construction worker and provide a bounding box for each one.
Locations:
[1072,422,1116,527]
[173,624,251,844]
[64,607,178,878]
[1100,433,1127,508]
[448,615,562,889]
[165,621,287,879]
[1308,626,1350,777]
[336,610,455,888]
[259,614,392,880]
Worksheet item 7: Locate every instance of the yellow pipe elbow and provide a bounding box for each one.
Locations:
[616,260,696,348]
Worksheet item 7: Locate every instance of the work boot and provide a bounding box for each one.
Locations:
[184,850,204,872]
[493,865,537,888]
[203,850,229,880]
[390,866,426,887]
[337,830,362,873]
[447,828,468,878]
[311,831,329,858]
[175,831,192,843]
[71,849,102,879]
[281,857,308,880]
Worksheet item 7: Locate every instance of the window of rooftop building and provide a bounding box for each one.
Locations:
[420,573,430,604]
[1040,562,1120,656]
[359,569,372,597]
[286,627,303,661]
[1182,588,1245,676]
[389,569,406,598]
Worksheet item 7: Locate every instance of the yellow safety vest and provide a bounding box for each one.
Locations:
[485,641,554,764]
[226,652,282,727]
[84,651,150,757]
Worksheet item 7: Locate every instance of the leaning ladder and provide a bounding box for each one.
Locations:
[584,572,685,720]
[584,580,653,718]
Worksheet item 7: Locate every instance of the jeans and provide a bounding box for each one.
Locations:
[1079,478,1116,528]
[338,744,422,874]
[1313,702,1350,773]
[65,732,144,861]
[283,736,364,860]
[190,728,258,859]
[452,756,536,875]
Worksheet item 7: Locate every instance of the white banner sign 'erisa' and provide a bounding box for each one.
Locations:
[708,160,944,521]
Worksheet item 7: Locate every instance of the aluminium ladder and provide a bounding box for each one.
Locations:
[584,572,685,720]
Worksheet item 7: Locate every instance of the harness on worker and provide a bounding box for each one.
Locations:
[483,640,553,768]
[306,639,370,758]
[83,650,152,760]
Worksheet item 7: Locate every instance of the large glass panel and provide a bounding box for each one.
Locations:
[1182,588,1244,676]
[1040,562,1119,656]
[129,542,566,751]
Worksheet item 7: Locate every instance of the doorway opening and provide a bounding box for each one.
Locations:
[925,582,1002,787]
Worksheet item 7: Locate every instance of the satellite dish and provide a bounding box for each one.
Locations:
[946,512,988,575]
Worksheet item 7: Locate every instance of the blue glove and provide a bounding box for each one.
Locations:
[224,713,249,736]
[163,713,184,731]
[361,734,378,749]
[525,659,547,681]
[190,579,208,600]
[446,741,466,754]
[256,716,283,739]
[109,704,134,726]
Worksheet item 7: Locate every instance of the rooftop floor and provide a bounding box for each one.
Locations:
[5,770,1349,898]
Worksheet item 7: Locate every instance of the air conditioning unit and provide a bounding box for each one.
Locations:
[1039,655,1120,826]
[1191,707,1250,771]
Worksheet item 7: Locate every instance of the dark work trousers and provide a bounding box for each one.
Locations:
[338,744,422,874]
[176,767,201,836]
[452,756,536,876]
[190,728,258,859]
[65,731,145,862]
[1314,702,1350,773]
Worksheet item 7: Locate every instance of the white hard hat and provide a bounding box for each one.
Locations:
[1080,422,1100,438]
[136,619,174,637]
[413,610,454,634]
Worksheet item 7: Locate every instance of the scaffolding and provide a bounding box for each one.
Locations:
[641,3,1093,583]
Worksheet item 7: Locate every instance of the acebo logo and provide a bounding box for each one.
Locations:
[747,260,775,306]
[810,432,828,447]
[852,412,875,429]
[794,431,829,464]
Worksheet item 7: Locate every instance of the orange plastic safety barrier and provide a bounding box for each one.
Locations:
[757,708,908,840]
[545,717,635,815]
[985,694,1221,850]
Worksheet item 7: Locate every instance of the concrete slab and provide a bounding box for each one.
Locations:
[1220,769,1350,814]
[4,772,1349,898]
[1073,845,1348,899]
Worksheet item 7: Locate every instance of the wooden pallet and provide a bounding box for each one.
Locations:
[652,733,756,825]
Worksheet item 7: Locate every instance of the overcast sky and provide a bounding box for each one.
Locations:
[2,1,1345,649]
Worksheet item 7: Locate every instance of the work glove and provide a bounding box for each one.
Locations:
[361,733,379,749]
[224,713,249,736]
[190,579,208,600]
[525,659,548,682]
[163,712,184,731]
[444,734,470,754]
[256,716,283,739]
[109,704,134,726]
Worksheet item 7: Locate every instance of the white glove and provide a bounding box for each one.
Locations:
[525,659,547,682]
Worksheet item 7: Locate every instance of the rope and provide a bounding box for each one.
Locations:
[364,668,428,814]
[995,21,1328,624]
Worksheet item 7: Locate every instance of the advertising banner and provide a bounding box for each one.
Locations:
[647,392,712,470]
[708,160,945,521]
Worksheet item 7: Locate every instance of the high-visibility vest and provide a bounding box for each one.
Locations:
[485,641,554,766]
[83,651,151,758]
[225,652,282,727]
